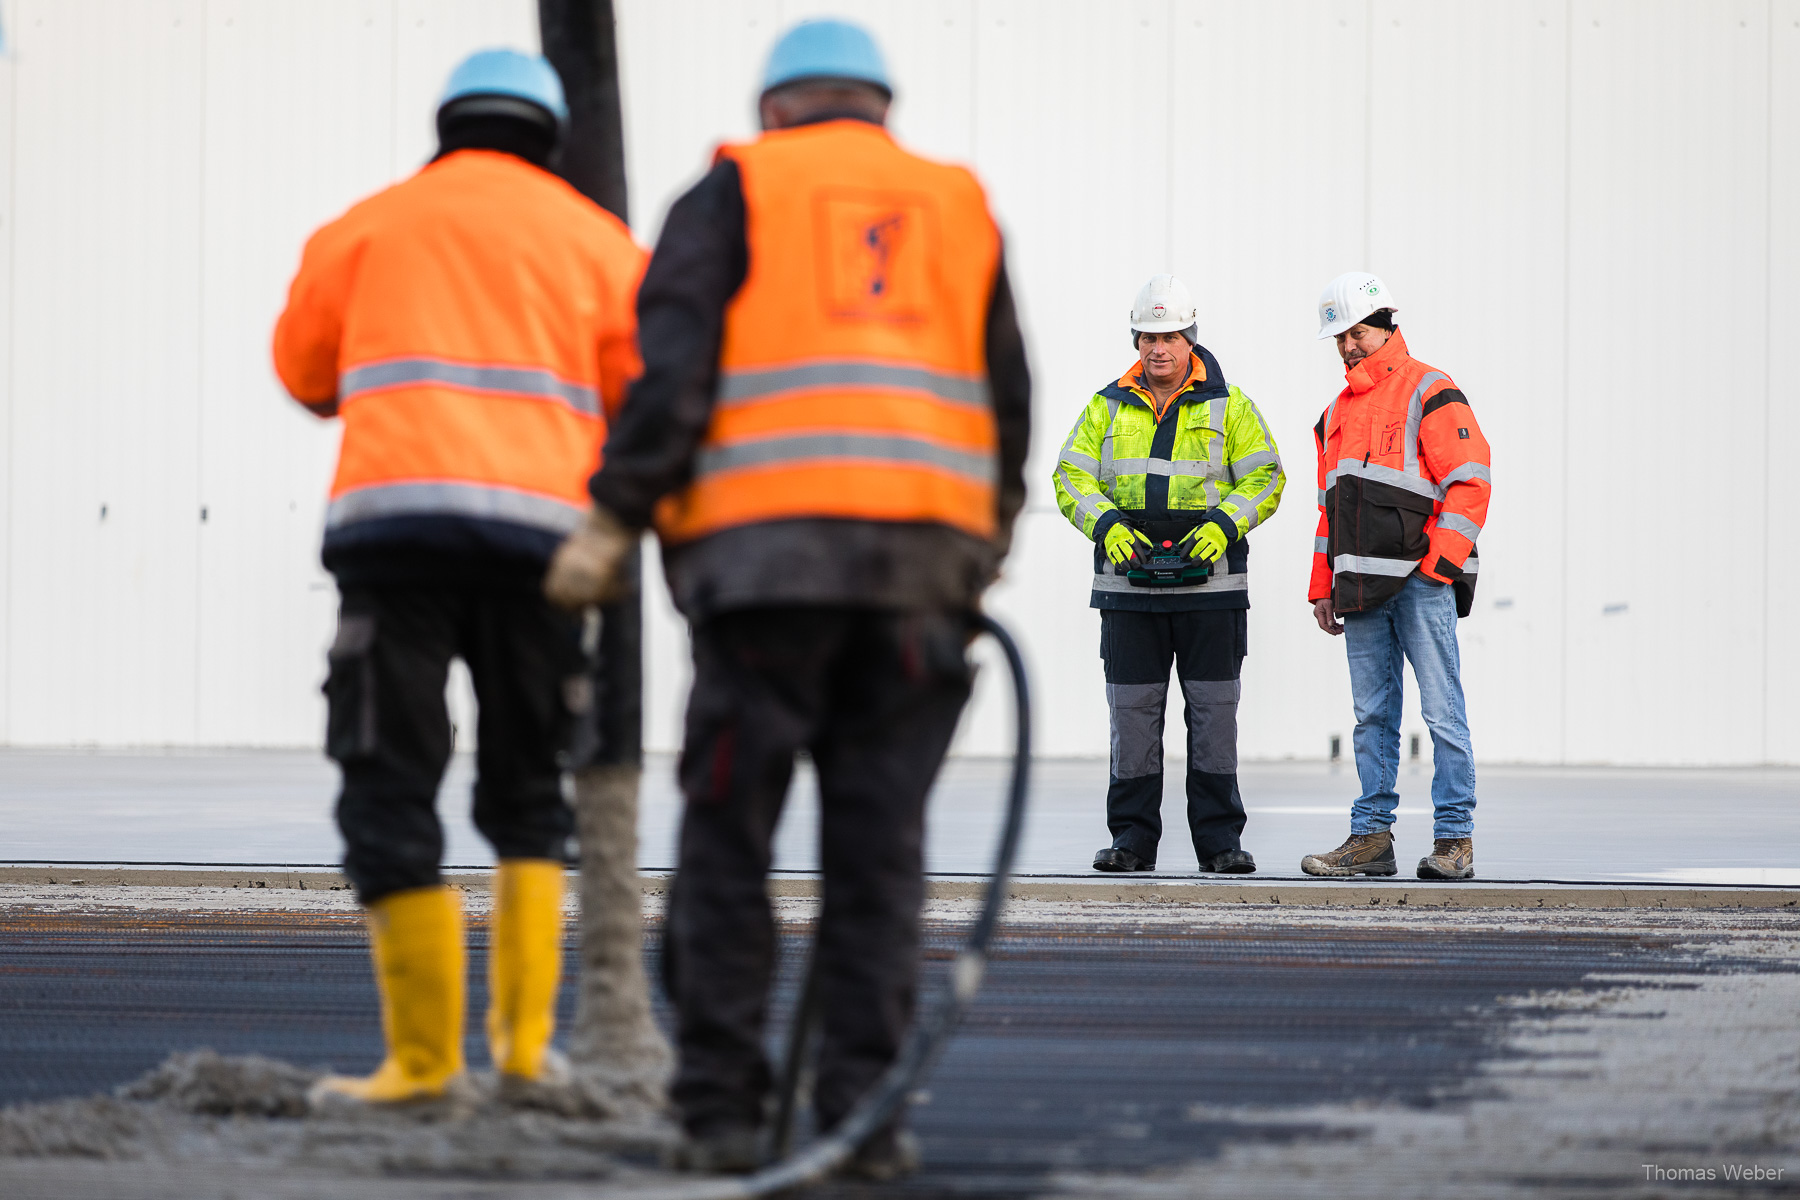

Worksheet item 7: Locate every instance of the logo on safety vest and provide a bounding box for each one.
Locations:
[819,191,932,322]
[861,214,905,297]
[1379,419,1403,457]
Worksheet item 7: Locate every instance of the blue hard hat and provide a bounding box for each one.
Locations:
[439,48,568,127]
[761,18,891,97]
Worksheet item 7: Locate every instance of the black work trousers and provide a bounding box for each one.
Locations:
[1100,608,1247,866]
[663,607,972,1137]
[324,583,579,903]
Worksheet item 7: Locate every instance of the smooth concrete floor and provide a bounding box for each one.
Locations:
[2,750,1797,885]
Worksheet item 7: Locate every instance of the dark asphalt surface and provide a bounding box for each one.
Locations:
[0,911,1734,1195]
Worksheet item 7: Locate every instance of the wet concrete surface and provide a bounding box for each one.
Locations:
[4,750,1799,885]
[3,901,1797,1197]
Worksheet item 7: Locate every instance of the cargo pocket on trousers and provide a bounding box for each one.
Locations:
[323,613,378,764]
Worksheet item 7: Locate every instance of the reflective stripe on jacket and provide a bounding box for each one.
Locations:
[1308,330,1491,616]
[273,149,646,566]
[1053,347,1285,612]
[652,120,1002,546]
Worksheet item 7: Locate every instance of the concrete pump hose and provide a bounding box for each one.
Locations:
[629,612,1032,1200]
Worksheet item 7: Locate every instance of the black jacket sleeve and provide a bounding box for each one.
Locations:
[588,159,747,528]
[984,254,1031,557]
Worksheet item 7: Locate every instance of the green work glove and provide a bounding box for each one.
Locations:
[1103,523,1153,566]
[1179,522,1229,564]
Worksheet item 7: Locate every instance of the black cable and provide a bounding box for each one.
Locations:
[767,936,820,1159]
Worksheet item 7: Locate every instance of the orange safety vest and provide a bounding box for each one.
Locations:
[653,120,1002,545]
[273,149,645,559]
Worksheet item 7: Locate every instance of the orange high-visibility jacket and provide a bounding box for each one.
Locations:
[1309,331,1491,616]
[651,120,1002,545]
[273,149,646,568]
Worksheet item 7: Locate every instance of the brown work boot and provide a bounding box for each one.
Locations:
[1300,830,1397,877]
[1417,837,1475,880]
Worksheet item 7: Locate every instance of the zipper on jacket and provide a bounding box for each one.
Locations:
[1142,398,1183,517]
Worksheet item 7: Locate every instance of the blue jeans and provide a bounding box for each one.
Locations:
[1342,573,1476,839]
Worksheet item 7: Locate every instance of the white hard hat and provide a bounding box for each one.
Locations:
[1316,271,1398,340]
[1130,274,1198,334]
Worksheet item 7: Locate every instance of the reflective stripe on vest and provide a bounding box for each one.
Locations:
[654,121,1001,545]
[719,359,989,410]
[341,356,600,417]
[697,432,996,485]
[1090,565,1249,596]
[1329,551,1481,582]
[326,480,586,534]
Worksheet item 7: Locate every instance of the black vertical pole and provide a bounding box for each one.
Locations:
[538,0,639,770]
[539,0,629,224]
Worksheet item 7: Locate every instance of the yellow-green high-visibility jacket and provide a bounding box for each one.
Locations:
[1054,347,1285,612]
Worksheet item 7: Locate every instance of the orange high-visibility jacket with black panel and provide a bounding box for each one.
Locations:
[273,149,646,579]
[651,121,1002,545]
[1308,330,1490,617]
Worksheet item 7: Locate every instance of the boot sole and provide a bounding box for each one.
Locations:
[1416,864,1476,880]
[1300,859,1398,877]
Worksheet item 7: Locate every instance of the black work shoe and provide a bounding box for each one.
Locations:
[669,1124,762,1174]
[1198,848,1256,874]
[1300,830,1398,877]
[1417,837,1475,880]
[1092,847,1154,872]
[841,1128,921,1182]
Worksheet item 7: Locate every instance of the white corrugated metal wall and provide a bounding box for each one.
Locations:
[0,1,1793,766]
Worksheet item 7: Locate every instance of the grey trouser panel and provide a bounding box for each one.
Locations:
[1106,682,1167,780]
[1099,609,1248,862]
[1107,678,1240,778]
[1180,678,1240,774]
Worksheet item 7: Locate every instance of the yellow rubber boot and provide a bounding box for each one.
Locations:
[310,885,468,1105]
[487,859,566,1079]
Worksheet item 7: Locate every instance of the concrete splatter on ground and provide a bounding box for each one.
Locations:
[0,882,490,916]
[0,1049,675,1191]
[1048,939,1800,1199]
[2,887,1798,1199]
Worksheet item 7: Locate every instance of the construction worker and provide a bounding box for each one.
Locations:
[543,18,1029,1177]
[1301,273,1490,881]
[1054,276,1285,875]
[271,49,647,1105]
